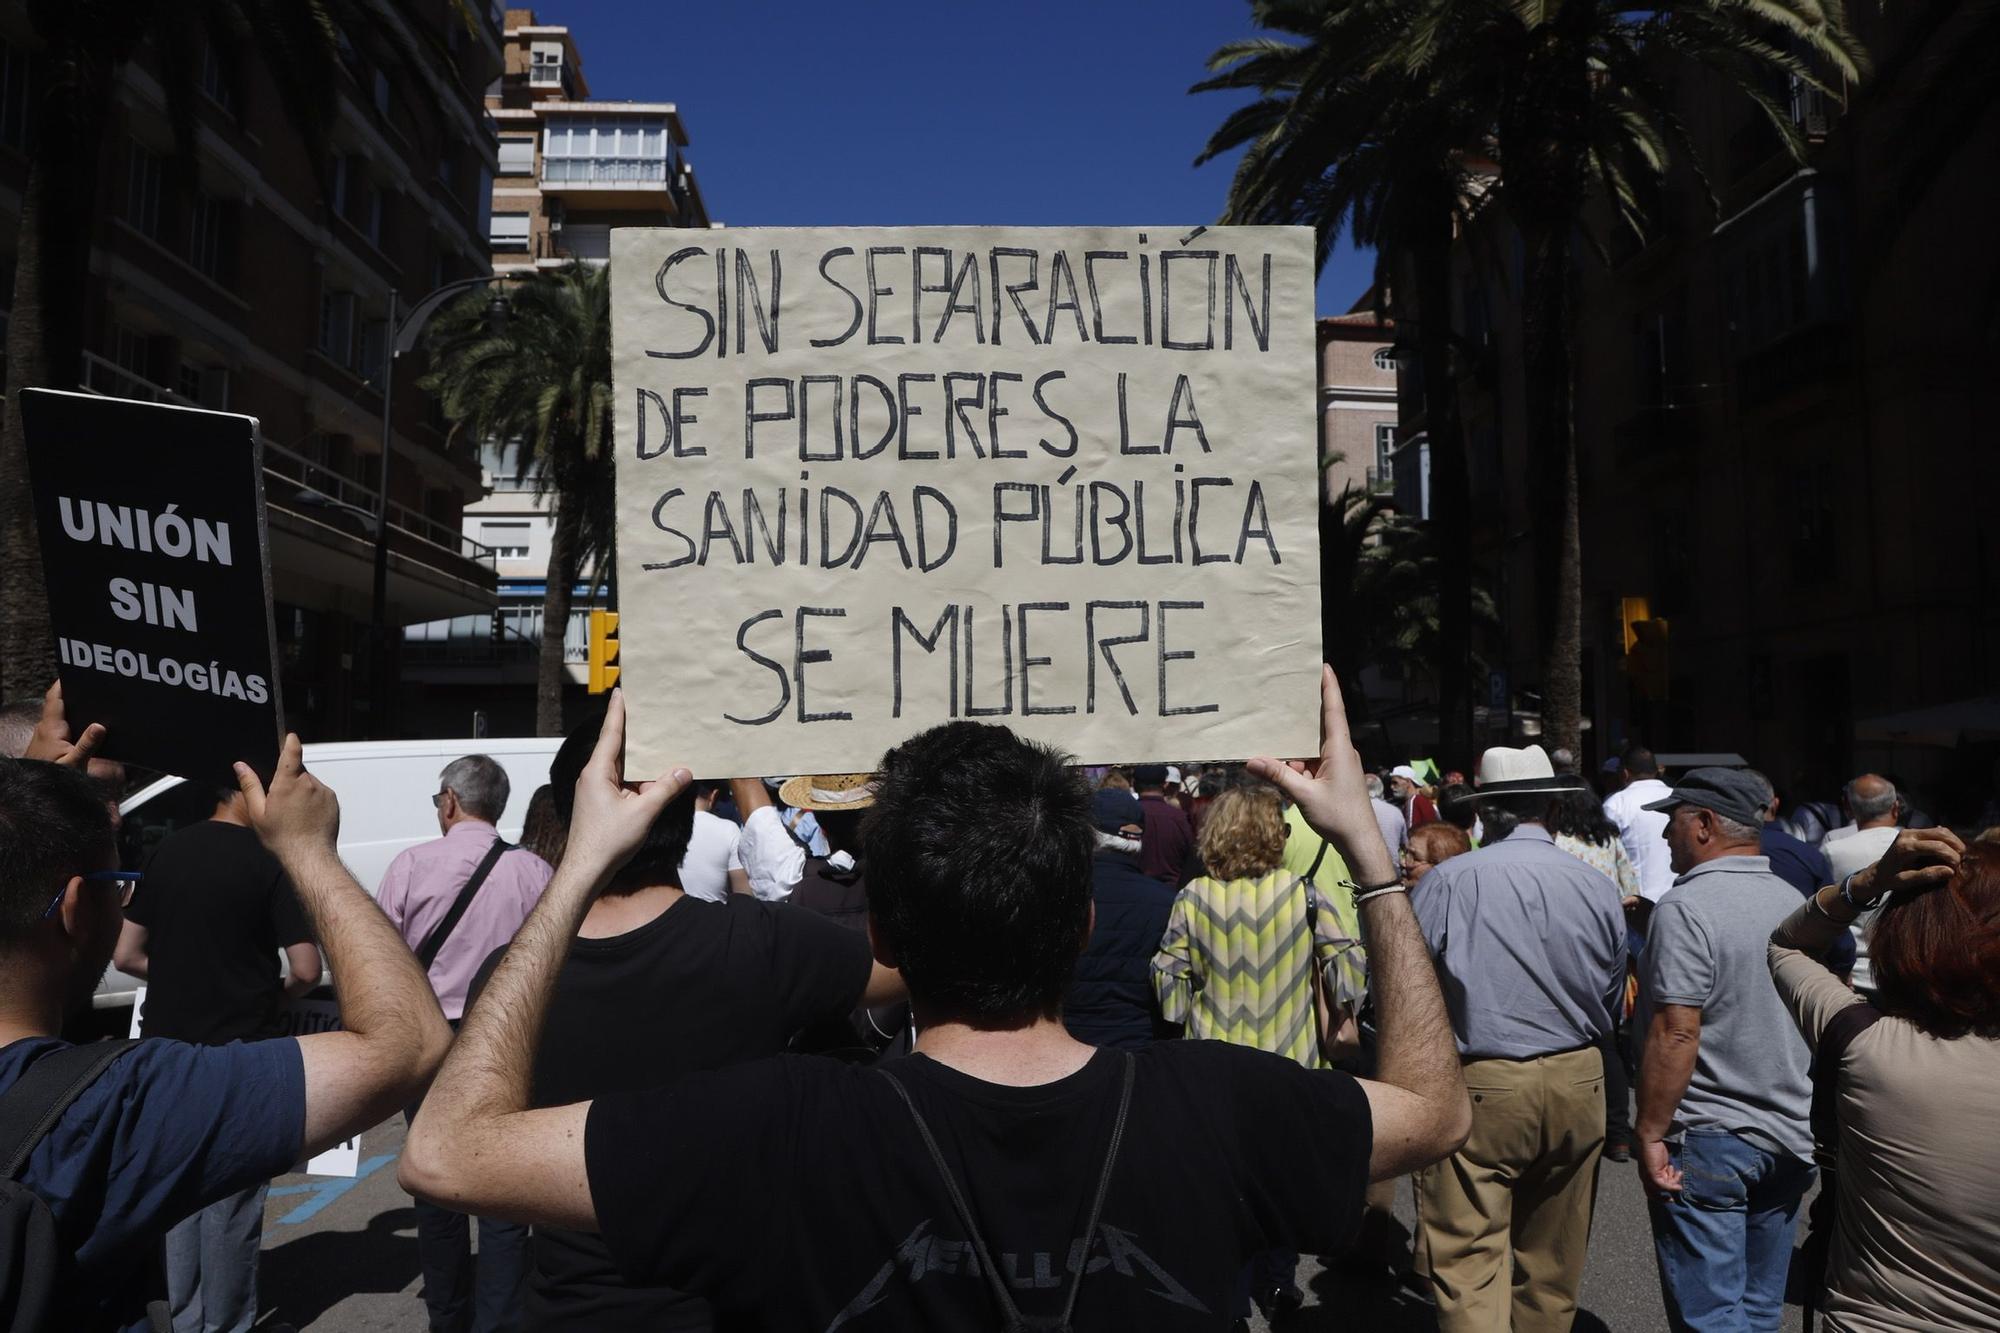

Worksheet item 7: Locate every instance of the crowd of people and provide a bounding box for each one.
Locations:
[0,674,1995,1333]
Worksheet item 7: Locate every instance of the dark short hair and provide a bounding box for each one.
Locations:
[1621,746,1659,778]
[1869,844,2000,1040]
[1436,782,1479,833]
[0,760,115,939]
[1131,763,1168,791]
[865,721,1094,1027]
[548,719,693,893]
[1545,783,1618,845]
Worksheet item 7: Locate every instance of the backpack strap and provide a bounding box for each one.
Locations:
[0,1039,140,1178]
[879,1052,1136,1331]
[416,837,513,972]
[1304,837,1331,886]
[1809,1002,1882,1169]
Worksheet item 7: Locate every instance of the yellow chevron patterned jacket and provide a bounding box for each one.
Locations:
[1150,868,1369,1069]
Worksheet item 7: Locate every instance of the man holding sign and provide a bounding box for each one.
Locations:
[401,674,1470,1330]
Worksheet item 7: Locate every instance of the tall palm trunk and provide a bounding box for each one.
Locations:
[538,500,579,736]
[1,32,118,699]
[1411,220,1474,768]
[1508,3,1592,761]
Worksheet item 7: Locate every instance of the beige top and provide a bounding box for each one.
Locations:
[1769,901,2000,1332]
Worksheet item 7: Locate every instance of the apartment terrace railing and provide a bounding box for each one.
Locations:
[78,351,497,575]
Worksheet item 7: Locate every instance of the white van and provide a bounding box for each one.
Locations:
[99,737,563,1013]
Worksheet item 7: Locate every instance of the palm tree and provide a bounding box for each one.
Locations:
[1197,0,1492,767]
[0,0,471,699]
[1490,0,1863,756]
[1201,0,1864,759]
[421,263,614,736]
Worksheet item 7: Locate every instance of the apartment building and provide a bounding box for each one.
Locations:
[487,7,709,270]
[0,4,505,740]
[401,8,714,735]
[1395,3,2000,817]
[1316,305,1401,502]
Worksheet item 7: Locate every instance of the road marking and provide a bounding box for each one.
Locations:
[268,1153,398,1225]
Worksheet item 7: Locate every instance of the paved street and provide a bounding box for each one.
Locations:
[257,1117,1810,1332]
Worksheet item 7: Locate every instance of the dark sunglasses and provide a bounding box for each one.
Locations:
[42,870,144,920]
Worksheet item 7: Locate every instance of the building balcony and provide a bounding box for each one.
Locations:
[79,351,497,626]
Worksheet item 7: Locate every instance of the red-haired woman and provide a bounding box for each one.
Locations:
[1767,828,2000,1331]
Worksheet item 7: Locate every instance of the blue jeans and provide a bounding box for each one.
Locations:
[1648,1129,1815,1333]
[164,1181,268,1333]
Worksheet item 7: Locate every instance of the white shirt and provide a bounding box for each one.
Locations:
[1826,824,1902,993]
[1603,778,1676,902]
[735,804,806,902]
[677,810,743,904]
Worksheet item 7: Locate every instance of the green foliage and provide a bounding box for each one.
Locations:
[420,263,616,578]
[1326,481,1495,692]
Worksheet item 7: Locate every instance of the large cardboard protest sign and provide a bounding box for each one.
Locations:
[20,389,283,784]
[610,226,1320,777]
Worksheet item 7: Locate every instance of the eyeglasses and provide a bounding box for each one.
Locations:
[431,790,451,809]
[41,870,144,920]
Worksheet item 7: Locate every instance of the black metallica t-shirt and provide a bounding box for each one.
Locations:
[475,893,872,1331]
[585,1040,1374,1331]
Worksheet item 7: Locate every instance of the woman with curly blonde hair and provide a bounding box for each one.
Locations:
[1152,781,1369,1321]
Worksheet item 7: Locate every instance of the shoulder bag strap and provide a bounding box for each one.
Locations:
[878,1052,1137,1331]
[1809,1001,1882,1169]
[416,837,513,972]
[1305,836,1330,886]
[0,1039,140,1178]
[1293,877,1334,1061]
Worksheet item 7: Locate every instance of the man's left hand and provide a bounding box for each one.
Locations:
[1638,1138,1681,1197]
[564,690,691,879]
[23,681,107,768]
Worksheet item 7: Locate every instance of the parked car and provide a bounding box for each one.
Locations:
[98,736,563,1013]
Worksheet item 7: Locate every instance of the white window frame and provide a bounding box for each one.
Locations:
[1374,422,1397,479]
[1372,346,1397,372]
[497,136,535,176]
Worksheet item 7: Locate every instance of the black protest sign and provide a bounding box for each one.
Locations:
[20,389,283,784]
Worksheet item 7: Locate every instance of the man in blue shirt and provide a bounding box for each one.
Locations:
[0,710,452,1331]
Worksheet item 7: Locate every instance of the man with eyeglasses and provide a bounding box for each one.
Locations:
[113,781,320,1333]
[376,753,552,1333]
[0,717,452,1331]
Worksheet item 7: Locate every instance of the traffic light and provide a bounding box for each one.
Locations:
[587,608,620,693]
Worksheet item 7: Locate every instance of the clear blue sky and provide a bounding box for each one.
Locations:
[561,0,1377,316]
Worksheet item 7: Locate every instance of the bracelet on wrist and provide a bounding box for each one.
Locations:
[1839,871,1870,913]
[1351,881,1407,904]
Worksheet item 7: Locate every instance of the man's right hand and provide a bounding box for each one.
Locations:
[1248,666,1393,883]
[236,734,340,862]
[23,681,107,768]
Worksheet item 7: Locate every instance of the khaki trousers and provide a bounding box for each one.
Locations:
[1415,1045,1606,1333]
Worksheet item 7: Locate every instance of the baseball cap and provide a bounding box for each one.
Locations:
[1641,767,1768,827]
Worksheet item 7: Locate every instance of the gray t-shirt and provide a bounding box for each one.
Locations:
[1639,855,1812,1158]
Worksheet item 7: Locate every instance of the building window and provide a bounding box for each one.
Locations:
[1373,422,1397,489]
[189,192,230,282]
[480,520,532,560]
[126,141,165,240]
[331,154,350,217]
[366,188,385,247]
[318,287,356,365]
[1371,346,1397,372]
[542,118,670,183]
[489,211,530,251]
[529,43,565,87]
[372,68,391,117]
[357,317,387,382]
[112,324,151,381]
[497,136,535,175]
[200,38,238,117]
[0,38,38,150]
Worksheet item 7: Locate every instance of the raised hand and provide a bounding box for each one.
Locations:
[23,681,107,769]
[236,734,340,861]
[1852,827,1966,906]
[564,690,692,879]
[1247,666,1392,882]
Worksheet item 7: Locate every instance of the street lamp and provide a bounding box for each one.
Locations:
[367,274,517,736]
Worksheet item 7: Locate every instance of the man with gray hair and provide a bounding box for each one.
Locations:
[1633,769,1814,1331]
[1365,771,1409,856]
[378,753,553,1333]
